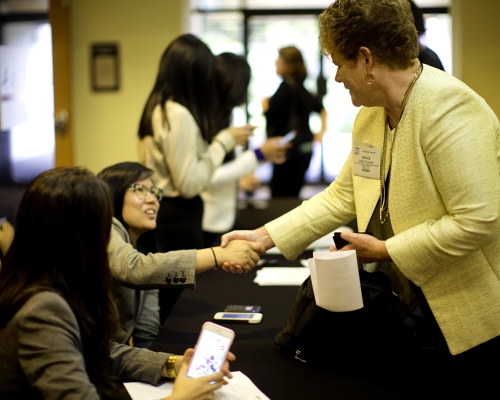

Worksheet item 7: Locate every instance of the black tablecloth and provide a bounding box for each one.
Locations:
[149,254,449,400]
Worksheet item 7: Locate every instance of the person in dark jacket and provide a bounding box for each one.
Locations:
[262,46,327,197]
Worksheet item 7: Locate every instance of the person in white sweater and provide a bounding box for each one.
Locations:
[137,35,254,322]
[202,53,290,247]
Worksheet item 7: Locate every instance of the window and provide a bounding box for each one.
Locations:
[191,0,451,184]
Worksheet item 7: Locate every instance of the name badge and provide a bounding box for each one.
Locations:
[353,145,381,179]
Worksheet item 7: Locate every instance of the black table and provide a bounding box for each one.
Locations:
[150,253,455,400]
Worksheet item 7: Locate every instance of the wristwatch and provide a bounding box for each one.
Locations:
[165,355,178,379]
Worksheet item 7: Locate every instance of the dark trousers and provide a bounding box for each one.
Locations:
[270,149,312,197]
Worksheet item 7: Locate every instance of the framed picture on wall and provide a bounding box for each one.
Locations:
[91,43,119,91]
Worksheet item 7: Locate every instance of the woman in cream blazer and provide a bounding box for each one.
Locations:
[221,0,500,360]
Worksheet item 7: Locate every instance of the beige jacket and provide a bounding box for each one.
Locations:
[266,65,500,355]
[138,100,236,199]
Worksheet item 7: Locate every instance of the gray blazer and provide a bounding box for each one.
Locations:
[0,291,171,399]
[108,218,196,346]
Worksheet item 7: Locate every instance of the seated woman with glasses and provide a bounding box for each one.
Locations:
[0,167,235,399]
[98,162,265,348]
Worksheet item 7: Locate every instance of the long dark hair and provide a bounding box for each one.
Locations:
[97,162,154,232]
[138,34,217,142]
[0,167,118,397]
[215,52,251,132]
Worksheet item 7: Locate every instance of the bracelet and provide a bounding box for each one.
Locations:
[165,355,178,379]
[254,148,265,161]
[210,247,219,268]
[214,138,228,153]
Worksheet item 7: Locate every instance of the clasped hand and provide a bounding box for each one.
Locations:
[216,239,266,274]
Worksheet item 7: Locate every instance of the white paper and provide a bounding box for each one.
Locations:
[123,371,270,400]
[308,250,363,312]
[253,267,310,286]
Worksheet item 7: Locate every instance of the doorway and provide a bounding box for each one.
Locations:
[1,20,55,184]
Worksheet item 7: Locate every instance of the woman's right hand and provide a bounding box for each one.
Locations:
[214,239,265,273]
[166,349,232,400]
[220,227,274,273]
[259,137,291,164]
[227,125,254,146]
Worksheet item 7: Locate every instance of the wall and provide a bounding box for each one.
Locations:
[452,0,500,118]
[70,1,500,173]
[70,0,188,173]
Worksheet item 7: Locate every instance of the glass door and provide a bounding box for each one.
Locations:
[245,14,326,183]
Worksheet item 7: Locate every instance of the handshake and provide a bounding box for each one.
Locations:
[215,227,273,274]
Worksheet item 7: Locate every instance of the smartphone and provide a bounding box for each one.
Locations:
[332,232,373,250]
[224,305,262,313]
[280,131,297,144]
[214,312,263,324]
[187,322,235,378]
[332,232,349,250]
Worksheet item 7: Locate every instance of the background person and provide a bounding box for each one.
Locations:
[262,45,327,197]
[408,0,445,71]
[99,162,265,347]
[222,0,500,395]
[137,34,253,322]
[202,52,290,247]
[0,167,234,399]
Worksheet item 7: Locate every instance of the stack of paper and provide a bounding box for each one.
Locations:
[253,267,310,286]
[308,250,363,312]
[124,371,270,400]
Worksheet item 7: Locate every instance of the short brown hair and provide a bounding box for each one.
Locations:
[279,46,307,82]
[319,0,419,69]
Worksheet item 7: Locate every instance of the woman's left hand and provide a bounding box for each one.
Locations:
[166,349,235,400]
[173,350,235,380]
[329,231,392,264]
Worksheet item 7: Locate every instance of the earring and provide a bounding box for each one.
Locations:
[363,73,375,85]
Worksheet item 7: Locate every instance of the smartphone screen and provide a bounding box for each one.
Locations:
[187,322,234,378]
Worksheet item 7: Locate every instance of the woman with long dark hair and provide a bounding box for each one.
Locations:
[0,167,234,399]
[202,53,289,247]
[138,34,254,322]
[138,34,252,252]
[99,162,265,348]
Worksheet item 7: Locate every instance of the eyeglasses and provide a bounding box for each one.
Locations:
[128,183,163,202]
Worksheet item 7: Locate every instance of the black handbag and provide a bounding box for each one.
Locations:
[274,269,416,366]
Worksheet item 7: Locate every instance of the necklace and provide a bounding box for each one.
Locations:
[379,64,423,224]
